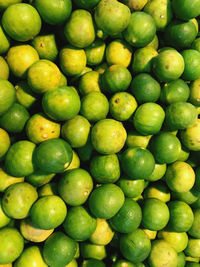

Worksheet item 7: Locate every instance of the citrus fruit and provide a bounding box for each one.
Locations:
[0,56,9,80]
[85,39,106,66]
[15,81,37,110]
[185,239,200,258]
[81,259,105,267]
[43,232,77,266]
[181,49,200,81]
[117,177,145,198]
[112,260,136,267]
[0,25,10,55]
[63,206,97,241]
[81,243,107,260]
[146,163,167,182]
[38,182,57,197]
[25,169,55,187]
[172,0,200,20]
[189,78,200,106]
[180,119,200,151]
[144,181,171,202]
[79,71,101,95]
[0,0,22,9]
[188,209,200,238]
[89,184,125,219]
[0,199,11,228]
[0,128,10,161]
[126,130,152,149]
[177,252,186,267]
[0,79,16,116]
[0,168,24,193]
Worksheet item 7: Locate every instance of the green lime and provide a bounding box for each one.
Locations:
[110,198,142,234]
[177,145,190,162]
[5,140,36,177]
[133,103,165,135]
[25,169,55,187]
[192,37,200,52]
[106,39,132,67]
[33,138,73,173]
[38,182,57,197]
[7,45,39,79]
[164,20,197,49]
[61,115,90,148]
[90,154,120,184]
[117,177,145,198]
[27,59,61,94]
[142,198,170,231]
[91,119,127,154]
[89,184,125,219]
[58,168,93,206]
[109,92,137,121]
[144,0,173,31]
[0,0,22,9]
[63,206,97,241]
[35,0,72,25]
[79,71,101,95]
[15,81,37,110]
[101,65,132,93]
[152,49,184,82]
[42,86,80,121]
[0,103,30,133]
[180,119,200,151]
[186,263,200,267]
[81,259,105,267]
[144,181,171,203]
[85,39,106,66]
[31,34,58,61]
[59,46,87,76]
[0,168,24,193]
[112,260,136,267]
[177,252,186,267]
[0,227,24,265]
[181,49,200,81]
[73,0,100,9]
[146,163,167,182]
[124,11,156,47]
[131,74,161,103]
[0,56,9,80]
[26,113,60,144]
[43,232,77,266]
[172,0,200,20]
[165,161,195,193]
[94,0,131,36]
[0,199,11,228]
[2,3,41,42]
[168,201,194,232]
[146,34,159,50]
[66,259,78,267]
[160,79,190,104]
[165,102,197,131]
[80,243,106,260]
[172,189,200,206]
[0,25,10,55]
[126,130,152,149]
[148,240,177,267]
[120,229,151,263]
[89,218,114,246]
[185,239,200,258]
[158,230,188,253]
[66,150,80,171]
[77,135,94,162]
[59,72,67,86]
[2,182,37,219]
[190,78,200,106]
[0,128,10,161]
[149,132,181,164]
[30,195,67,230]
[0,79,16,116]
[132,47,158,74]
[188,209,200,238]
[121,147,155,180]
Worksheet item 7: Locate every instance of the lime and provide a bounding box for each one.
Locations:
[109,92,137,121]
[106,39,132,67]
[168,201,194,232]
[77,135,94,162]
[160,79,190,104]
[91,119,127,154]
[148,240,177,267]
[146,34,159,50]
[20,218,54,243]
[172,0,200,20]
[0,168,24,193]
[131,74,161,103]
[132,47,158,74]
[31,34,58,61]
[89,184,125,219]
[112,260,136,267]
[43,232,77,266]
[66,150,80,170]
[90,154,120,184]
[120,229,151,263]
[94,0,131,36]
[121,147,155,180]
[79,71,101,95]
[181,119,200,151]
[181,49,200,81]
[146,163,167,182]
[172,189,200,206]
[30,195,67,230]
[89,218,114,246]
[110,198,142,233]
[0,128,10,161]
[185,239,200,258]
[0,79,16,116]
[35,0,72,25]
[0,227,24,265]
[124,11,156,47]
[186,263,200,267]
[6,45,39,78]
[101,65,132,93]
[117,178,145,198]
[33,138,73,173]
[25,169,55,187]
[142,198,170,231]
[177,252,186,267]
[85,39,106,66]
[81,259,105,267]
[190,78,200,106]
[188,209,200,238]
[0,0,22,9]
[0,103,30,133]
[66,259,78,267]
[126,130,152,149]
[192,37,200,53]
[0,199,11,228]
[133,103,165,135]
[2,3,41,42]
[15,81,37,110]
[144,181,171,203]
[165,161,195,193]
[38,182,57,197]
[59,46,87,76]
[81,243,106,260]
[143,229,157,240]
[152,49,184,82]
[5,140,36,177]
[0,56,9,80]
[0,25,10,55]
[63,206,97,241]
[27,59,61,94]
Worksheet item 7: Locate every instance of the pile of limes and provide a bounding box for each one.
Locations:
[1,0,200,266]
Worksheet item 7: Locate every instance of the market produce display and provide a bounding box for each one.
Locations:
[1,0,200,266]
